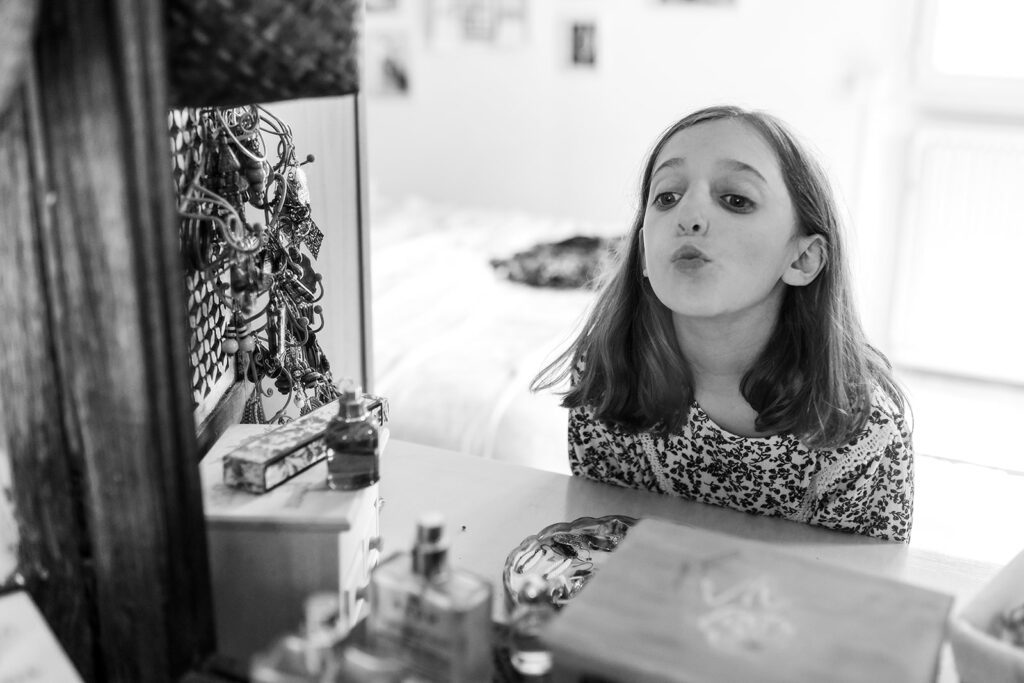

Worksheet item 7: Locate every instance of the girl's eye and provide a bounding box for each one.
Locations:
[721,194,754,211]
[652,192,679,209]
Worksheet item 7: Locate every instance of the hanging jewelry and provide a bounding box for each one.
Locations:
[177,104,340,425]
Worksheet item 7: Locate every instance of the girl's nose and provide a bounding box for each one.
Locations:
[673,192,708,235]
[676,206,708,235]
[674,190,709,235]
[678,219,707,235]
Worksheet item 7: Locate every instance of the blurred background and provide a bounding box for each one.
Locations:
[358,0,1024,562]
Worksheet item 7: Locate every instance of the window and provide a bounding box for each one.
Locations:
[915,0,1024,112]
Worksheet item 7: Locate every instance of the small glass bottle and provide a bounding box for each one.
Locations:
[508,575,556,679]
[325,380,380,491]
[332,640,409,683]
[250,592,342,682]
[367,513,494,682]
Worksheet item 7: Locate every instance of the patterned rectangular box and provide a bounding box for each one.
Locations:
[545,518,952,683]
[222,394,388,493]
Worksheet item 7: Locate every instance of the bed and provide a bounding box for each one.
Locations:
[370,197,623,474]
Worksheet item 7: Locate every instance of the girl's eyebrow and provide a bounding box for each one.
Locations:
[652,156,768,185]
[652,156,685,178]
[719,159,768,184]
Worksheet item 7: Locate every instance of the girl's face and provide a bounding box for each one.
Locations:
[641,118,808,324]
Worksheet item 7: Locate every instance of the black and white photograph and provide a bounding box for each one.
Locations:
[4,1,1024,681]
[570,21,597,67]
[365,31,412,96]
[426,0,529,49]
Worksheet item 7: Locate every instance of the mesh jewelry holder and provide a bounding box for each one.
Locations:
[171,103,342,437]
[171,107,233,414]
[166,0,362,108]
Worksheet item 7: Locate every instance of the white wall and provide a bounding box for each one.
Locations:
[364,0,919,340]
[365,1,915,220]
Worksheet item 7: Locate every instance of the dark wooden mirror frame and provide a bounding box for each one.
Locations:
[1,1,222,680]
[3,0,373,678]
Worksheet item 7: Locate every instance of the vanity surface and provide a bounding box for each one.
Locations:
[379,439,996,607]
[201,432,1002,681]
[378,439,1000,682]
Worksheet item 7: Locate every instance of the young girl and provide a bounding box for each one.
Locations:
[533,105,913,542]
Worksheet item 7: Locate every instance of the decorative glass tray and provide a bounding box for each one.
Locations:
[502,515,638,612]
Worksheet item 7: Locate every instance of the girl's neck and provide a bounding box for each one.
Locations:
[672,306,778,391]
[672,306,781,438]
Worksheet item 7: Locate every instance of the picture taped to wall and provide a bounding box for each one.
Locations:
[366,30,411,96]
[571,22,597,67]
[426,0,529,49]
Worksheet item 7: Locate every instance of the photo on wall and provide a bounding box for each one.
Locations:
[571,22,597,67]
[365,31,412,96]
[425,0,529,49]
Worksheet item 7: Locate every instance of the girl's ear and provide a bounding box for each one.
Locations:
[782,234,826,286]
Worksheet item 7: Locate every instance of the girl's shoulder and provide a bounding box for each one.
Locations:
[817,382,911,466]
[864,382,911,437]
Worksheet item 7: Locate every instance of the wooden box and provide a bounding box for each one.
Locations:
[544,517,953,683]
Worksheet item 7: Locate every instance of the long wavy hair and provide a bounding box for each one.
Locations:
[531,105,906,449]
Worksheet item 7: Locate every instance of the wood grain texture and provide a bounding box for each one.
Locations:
[376,440,997,682]
[545,519,953,683]
[0,0,38,114]
[0,81,98,677]
[376,439,1000,621]
[0,0,215,679]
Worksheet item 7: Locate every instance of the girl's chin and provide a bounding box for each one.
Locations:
[668,309,723,321]
[659,300,723,319]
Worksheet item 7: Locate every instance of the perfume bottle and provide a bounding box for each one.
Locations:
[332,640,409,683]
[367,513,494,682]
[250,592,343,682]
[508,574,556,679]
[325,380,380,491]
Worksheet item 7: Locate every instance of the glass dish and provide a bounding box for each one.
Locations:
[502,515,638,613]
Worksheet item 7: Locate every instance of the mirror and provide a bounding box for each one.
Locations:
[352,1,1023,561]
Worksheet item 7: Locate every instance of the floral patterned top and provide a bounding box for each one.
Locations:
[567,388,914,542]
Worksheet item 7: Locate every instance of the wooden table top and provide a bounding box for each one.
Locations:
[378,438,1002,682]
[380,439,998,611]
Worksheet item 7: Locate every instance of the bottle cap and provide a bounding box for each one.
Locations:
[412,512,449,578]
[302,591,339,639]
[416,511,445,544]
[335,378,367,420]
[338,378,361,400]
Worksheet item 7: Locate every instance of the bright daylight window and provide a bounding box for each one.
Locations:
[894,0,1024,564]
[893,0,1024,385]
[929,0,1024,79]
[917,0,1024,110]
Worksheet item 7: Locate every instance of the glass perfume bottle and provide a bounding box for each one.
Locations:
[367,513,494,682]
[508,574,556,679]
[250,592,342,682]
[332,640,409,683]
[324,380,380,491]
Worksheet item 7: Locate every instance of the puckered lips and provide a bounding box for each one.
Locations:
[671,244,710,272]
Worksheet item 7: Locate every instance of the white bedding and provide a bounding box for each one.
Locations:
[371,197,620,473]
